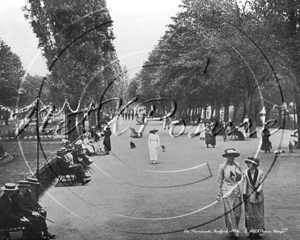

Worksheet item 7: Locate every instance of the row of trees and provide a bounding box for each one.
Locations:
[127,0,300,145]
[22,0,128,141]
[0,38,46,124]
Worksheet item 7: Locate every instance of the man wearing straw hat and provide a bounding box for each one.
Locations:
[57,148,91,185]
[216,148,242,239]
[0,183,47,240]
[25,178,56,239]
[148,128,160,164]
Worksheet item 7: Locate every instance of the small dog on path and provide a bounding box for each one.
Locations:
[130,141,136,149]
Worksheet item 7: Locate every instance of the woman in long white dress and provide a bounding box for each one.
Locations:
[198,120,206,140]
[148,128,160,164]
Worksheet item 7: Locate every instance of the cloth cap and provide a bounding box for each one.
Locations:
[62,139,70,145]
[57,147,67,155]
[1,183,18,192]
[222,148,240,158]
[27,178,39,185]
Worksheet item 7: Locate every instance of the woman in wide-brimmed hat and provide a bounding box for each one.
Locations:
[217,148,242,238]
[261,123,272,153]
[102,125,112,155]
[243,157,265,238]
[204,122,216,148]
[148,128,160,164]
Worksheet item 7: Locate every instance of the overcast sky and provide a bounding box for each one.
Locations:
[0,0,182,79]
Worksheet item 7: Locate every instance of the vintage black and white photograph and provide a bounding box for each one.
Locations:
[0,0,299,239]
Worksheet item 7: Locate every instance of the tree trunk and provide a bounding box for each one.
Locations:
[215,102,221,121]
[89,110,96,128]
[224,102,229,122]
[65,102,80,142]
[294,85,300,148]
[4,110,9,125]
[232,101,239,123]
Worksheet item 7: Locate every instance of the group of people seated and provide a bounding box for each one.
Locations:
[80,125,112,156]
[0,178,55,240]
[57,139,93,185]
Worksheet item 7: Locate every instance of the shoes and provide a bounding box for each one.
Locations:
[44,232,56,239]
[82,179,91,185]
[37,236,49,240]
[84,176,91,179]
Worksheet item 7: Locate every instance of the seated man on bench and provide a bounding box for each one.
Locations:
[56,148,91,185]
[0,183,46,240]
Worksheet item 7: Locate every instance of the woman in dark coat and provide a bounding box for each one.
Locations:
[103,126,112,154]
[261,124,272,153]
[205,123,216,148]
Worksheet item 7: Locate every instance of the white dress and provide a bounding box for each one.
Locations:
[199,123,206,139]
[148,133,160,161]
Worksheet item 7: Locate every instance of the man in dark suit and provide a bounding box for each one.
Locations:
[57,148,91,185]
[0,183,47,240]
[72,141,93,167]
[20,179,56,239]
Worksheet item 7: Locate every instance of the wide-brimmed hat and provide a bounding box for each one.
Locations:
[91,126,96,129]
[245,157,260,166]
[222,148,240,158]
[27,178,39,185]
[1,183,18,192]
[149,128,158,133]
[74,140,83,146]
[18,180,30,188]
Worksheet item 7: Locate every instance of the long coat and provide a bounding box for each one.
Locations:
[243,168,265,233]
[261,128,272,152]
[217,161,242,232]
[103,128,112,152]
[0,193,23,227]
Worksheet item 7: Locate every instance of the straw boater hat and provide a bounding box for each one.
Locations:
[149,128,158,133]
[222,148,240,158]
[27,177,40,185]
[18,180,30,188]
[75,140,83,146]
[245,157,260,166]
[1,183,18,192]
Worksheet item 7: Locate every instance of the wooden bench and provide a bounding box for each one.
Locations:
[55,158,77,186]
[0,227,25,240]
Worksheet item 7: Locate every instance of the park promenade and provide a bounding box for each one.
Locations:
[37,121,299,240]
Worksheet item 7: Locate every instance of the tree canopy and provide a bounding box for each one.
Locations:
[23,0,122,140]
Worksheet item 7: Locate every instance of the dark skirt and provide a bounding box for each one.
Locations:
[205,132,216,146]
[261,138,272,152]
[103,137,111,151]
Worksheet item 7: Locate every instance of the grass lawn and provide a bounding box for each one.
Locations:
[0,140,61,187]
